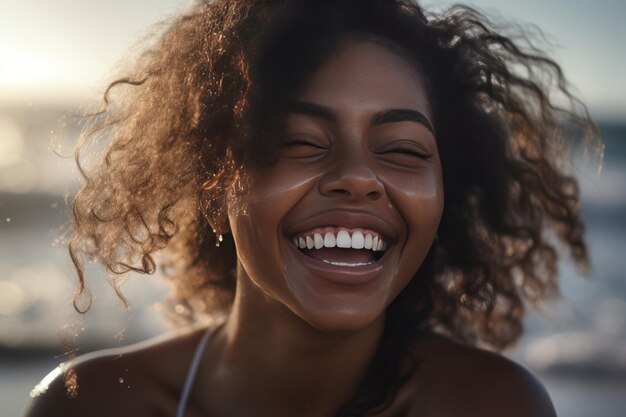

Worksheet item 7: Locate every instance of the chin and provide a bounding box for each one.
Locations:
[291,296,388,335]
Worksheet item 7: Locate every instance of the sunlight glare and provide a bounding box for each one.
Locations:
[0,43,54,86]
[30,365,63,398]
[0,116,24,167]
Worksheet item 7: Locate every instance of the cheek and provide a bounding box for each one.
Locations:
[385,166,444,230]
[228,198,290,305]
[384,167,443,280]
[226,167,321,283]
[247,162,323,205]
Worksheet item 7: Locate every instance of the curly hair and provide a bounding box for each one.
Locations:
[68,0,599,415]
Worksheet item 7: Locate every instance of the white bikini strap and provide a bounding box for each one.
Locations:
[176,329,214,417]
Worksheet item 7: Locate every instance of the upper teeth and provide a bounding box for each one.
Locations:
[293,229,387,251]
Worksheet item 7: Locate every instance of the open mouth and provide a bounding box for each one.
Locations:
[291,227,388,267]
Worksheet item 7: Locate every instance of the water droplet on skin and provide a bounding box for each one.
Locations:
[6,218,10,222]
[119,378,124,383]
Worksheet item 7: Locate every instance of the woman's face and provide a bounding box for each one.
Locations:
[227,39,443,333]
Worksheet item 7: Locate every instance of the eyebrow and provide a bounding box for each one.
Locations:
[284,101,435,135]
[285,101,336,122]
[372,109,435,134]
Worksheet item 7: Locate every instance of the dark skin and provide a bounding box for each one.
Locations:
[24,40,557,417]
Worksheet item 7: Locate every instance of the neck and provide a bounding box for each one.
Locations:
[211,272,385,417]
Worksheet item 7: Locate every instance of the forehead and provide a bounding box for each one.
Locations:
[294,39,432,120]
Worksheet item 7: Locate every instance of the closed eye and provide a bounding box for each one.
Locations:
[377,140,432,158]
[380,147,431,159]
[375,140,433,168]
[279,138,328,159]
[283,139,327,149]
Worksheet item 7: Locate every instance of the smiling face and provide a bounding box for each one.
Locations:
[226,39,444,333]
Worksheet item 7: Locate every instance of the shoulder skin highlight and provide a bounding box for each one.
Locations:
[409,333,557,417]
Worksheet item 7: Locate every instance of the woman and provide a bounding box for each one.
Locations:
[26,0,598,416]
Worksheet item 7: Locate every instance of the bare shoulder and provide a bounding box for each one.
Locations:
[23,327,209,417]
[409,332,557,417]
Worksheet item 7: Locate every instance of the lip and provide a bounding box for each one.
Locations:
[281,209,399,285]
[285,209,397,244]
[286,237,391,286]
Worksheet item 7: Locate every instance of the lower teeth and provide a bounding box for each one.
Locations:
[321,260,376,267]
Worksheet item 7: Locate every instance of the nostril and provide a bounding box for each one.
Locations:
[366,189,382,200]
[329,189,352,197]
[322,183,383,200]
[318,168,385,200]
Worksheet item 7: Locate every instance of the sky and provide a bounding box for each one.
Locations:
[1,0,625,121]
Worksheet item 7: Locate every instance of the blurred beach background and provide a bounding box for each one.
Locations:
[1,0,625,416]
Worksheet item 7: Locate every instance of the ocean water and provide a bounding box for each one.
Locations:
[1,106,625,416]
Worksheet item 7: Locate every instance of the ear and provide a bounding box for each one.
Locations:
[209,213,230,237]
[200,182,231,236]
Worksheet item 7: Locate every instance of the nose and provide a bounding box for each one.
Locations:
[318,153,384,201]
